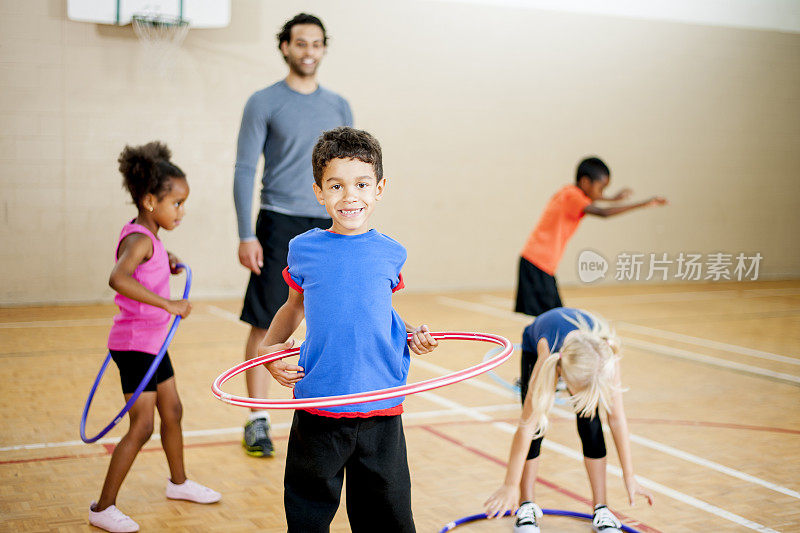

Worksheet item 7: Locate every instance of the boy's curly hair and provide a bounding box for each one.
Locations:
[312,127,383,186]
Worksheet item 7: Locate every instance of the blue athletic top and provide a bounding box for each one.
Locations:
[233,80,353,240]
[283,229,408,417]
[521,307,596,354]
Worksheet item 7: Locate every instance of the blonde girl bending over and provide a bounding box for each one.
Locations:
[484,307,653,533]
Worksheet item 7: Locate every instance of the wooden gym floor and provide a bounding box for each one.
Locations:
[1,280,798,532]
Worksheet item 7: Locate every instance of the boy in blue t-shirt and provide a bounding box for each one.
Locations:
[259,127,437,532]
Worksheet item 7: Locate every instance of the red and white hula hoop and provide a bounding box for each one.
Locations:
[212,332,512,409]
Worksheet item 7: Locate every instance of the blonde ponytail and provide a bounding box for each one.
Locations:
[560,311,622,419]
[521,351,561,439]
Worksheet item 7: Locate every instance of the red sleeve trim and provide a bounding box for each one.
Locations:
[302,404,404,418]
[392,272,405,293]
[282,266,303,293]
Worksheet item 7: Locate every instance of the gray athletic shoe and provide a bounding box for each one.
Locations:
[243,417,274,457]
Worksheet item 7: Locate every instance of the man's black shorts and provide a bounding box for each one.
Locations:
[240,209,330,329]
[514,256,563,317]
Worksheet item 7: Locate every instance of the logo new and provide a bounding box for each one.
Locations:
[577,250,608,283]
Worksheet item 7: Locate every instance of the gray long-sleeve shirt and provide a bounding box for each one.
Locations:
[233,80,353,240]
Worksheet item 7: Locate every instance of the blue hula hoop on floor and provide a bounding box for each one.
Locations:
[440,509,641,532]
[79,264,192,444]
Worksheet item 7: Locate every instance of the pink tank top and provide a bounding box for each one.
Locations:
[107,220,171,355]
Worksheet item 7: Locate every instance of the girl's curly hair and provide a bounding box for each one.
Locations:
[118,141,185,208]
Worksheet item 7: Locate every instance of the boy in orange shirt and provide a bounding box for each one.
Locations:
[515,157,667,316]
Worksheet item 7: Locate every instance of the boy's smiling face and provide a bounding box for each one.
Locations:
[313,157,385,235]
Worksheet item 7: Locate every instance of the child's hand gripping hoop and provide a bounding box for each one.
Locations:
[79,264,192,444]
[212,332,513,409]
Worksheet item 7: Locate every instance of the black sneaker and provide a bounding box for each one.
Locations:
[592,505,622,532]
[243,417,274,457]
[513,501,542,533]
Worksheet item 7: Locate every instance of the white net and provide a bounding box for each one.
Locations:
[132,14,189,77]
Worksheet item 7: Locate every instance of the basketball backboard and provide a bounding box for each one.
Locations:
[67,0,230,28]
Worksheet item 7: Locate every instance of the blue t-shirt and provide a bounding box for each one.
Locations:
[522,307,596,354]
[283,229,408,416]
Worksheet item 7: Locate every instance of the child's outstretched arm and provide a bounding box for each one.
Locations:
[607,361,655,507]
[484,339,550,518]
[585,196,668,218]
[484,420,533,518]
[261,289,305,387]
[109,234,191,317]
[601,187,632,201]
[404,322,438,355]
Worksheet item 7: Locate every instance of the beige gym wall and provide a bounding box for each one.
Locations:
[1,0,798,304]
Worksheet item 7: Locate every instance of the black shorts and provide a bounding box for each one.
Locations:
[110,350,174,394]
[240,210,330,330]
[514,256,562,317]
[284,411,415,533]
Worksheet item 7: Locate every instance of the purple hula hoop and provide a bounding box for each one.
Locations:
[79,264,191,444]
[440,509,642,532]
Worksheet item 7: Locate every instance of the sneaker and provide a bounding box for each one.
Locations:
[592,505,622,532]
[243,417,274,457]
[514,501,543,533]
[166,479,221,504]
[88,502,139,532]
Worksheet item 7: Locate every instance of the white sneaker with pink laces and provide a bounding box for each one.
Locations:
[165,479,221,504]
[88,503,139,532]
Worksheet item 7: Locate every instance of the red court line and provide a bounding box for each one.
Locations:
[419,425,661,533]
[0,451,109,465]
[3,414,795,466]
[1,424,660,532]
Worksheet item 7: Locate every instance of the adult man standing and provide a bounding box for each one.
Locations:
[234,13,352,457]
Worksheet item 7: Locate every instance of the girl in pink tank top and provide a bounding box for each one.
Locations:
[89,142,220,533]
[107,219,172,355]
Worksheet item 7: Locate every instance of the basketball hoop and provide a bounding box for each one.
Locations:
[68,0,231,76]
[132,13,189,77]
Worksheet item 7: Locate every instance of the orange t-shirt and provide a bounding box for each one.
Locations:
[520,185,592,276]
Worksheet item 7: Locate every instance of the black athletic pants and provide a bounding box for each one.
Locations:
[284,411,416,533]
